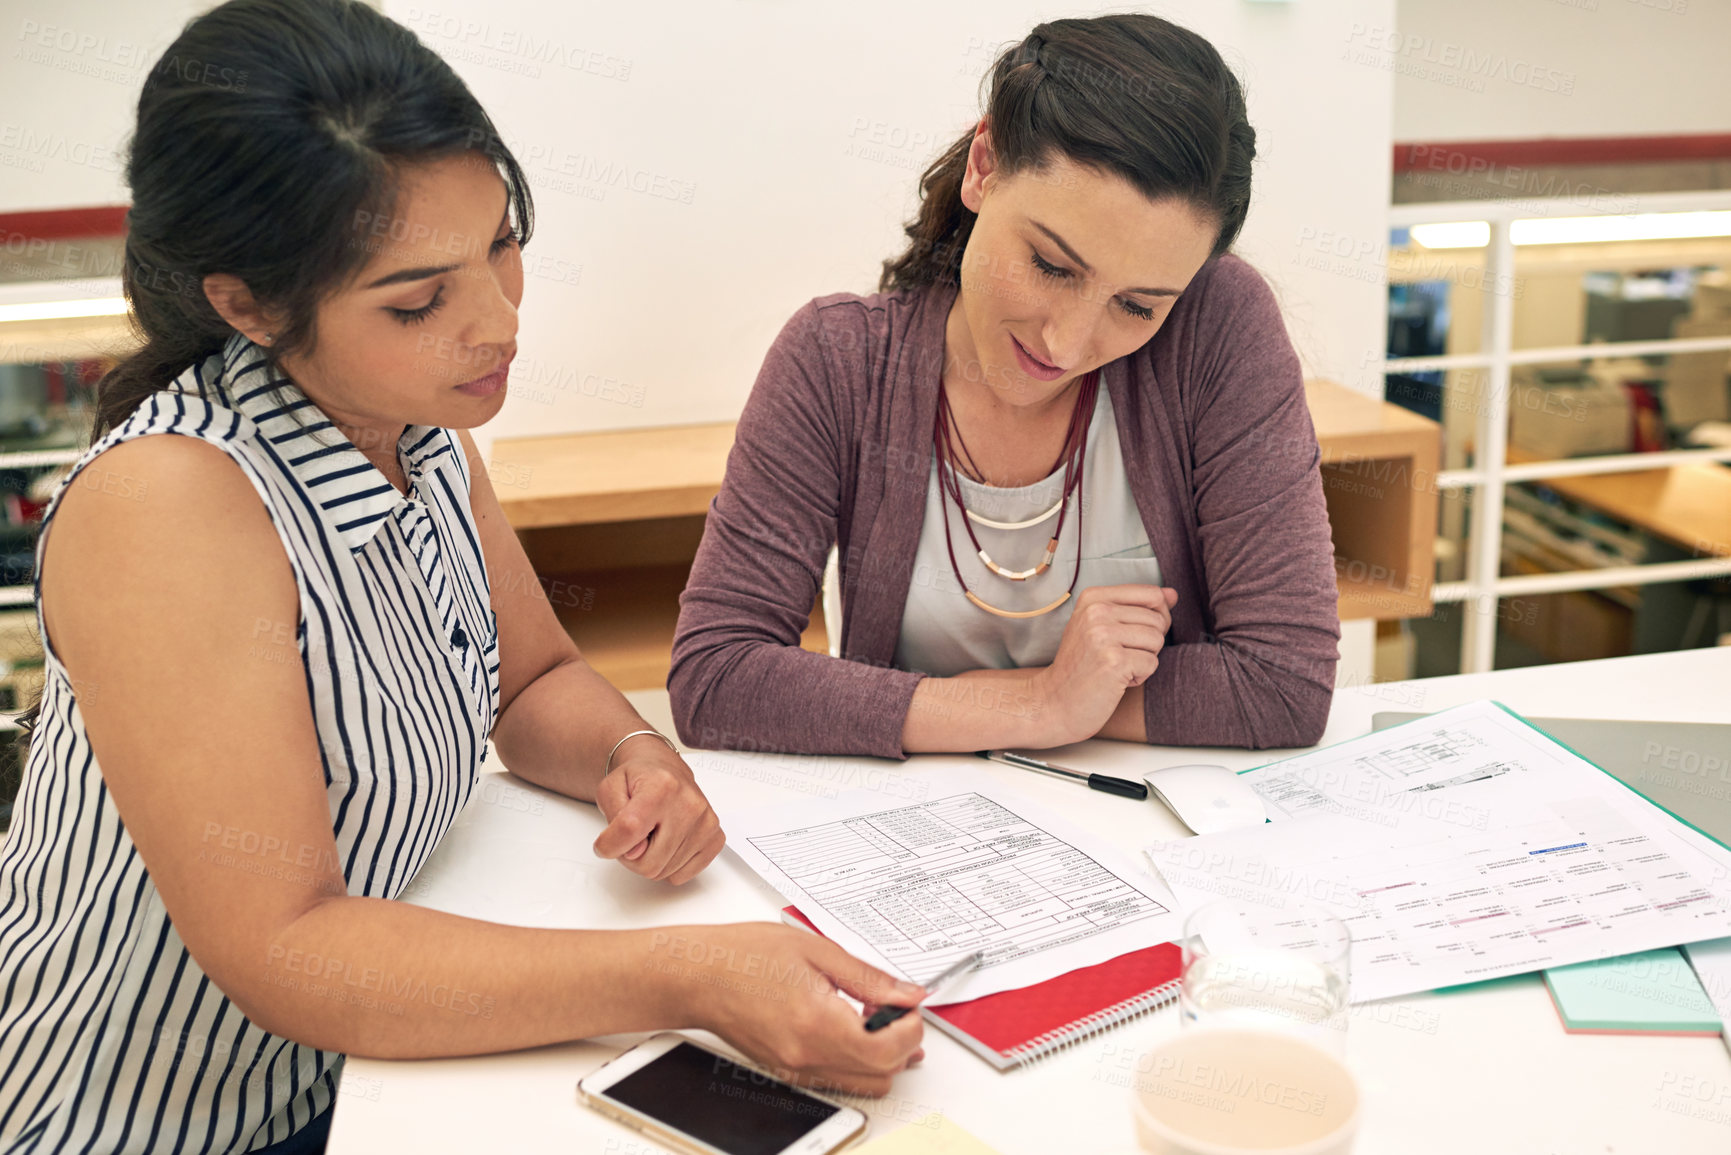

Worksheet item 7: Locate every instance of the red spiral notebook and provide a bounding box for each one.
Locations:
[782,906,1183,1070]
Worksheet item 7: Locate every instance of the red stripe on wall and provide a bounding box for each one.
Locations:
[1394,134,1731,173]
[0,206,129,240]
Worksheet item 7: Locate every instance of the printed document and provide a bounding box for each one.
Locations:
[712,763,1185,1002]
[1145,700,1731,1002]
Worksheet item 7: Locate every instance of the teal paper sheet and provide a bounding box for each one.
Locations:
[1543,948,1722,1034]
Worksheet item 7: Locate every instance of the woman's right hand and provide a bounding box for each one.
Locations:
[1033,584,1178,746]
[672,923,927,1097]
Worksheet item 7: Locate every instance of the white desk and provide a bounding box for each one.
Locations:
[329,647,1731,1154]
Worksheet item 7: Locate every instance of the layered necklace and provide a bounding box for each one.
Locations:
[932,369,1100,619]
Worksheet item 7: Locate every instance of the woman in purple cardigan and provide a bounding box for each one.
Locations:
[671,14,1340,759]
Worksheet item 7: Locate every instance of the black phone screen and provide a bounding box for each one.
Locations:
[603,1042,843,1155]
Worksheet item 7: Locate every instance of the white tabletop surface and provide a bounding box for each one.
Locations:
[329,646,1731,1154]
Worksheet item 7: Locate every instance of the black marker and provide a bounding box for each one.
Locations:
[864,951,984,1032]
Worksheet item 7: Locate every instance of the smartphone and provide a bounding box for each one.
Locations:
[578,1034,869,1155]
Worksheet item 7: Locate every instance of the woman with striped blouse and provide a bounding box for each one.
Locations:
[0,2,924,1152]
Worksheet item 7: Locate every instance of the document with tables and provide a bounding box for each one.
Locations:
[1370,712,1731,850]
[1144,700,1731,1002]
[692,756,1187,1002]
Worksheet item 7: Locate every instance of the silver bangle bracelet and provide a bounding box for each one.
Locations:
[604,728,677,776]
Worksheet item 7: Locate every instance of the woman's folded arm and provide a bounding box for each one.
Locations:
[1137,260,1341,749]
[669,302,926,758]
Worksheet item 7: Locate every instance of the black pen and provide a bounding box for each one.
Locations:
[864,951,983,1032]
[977,749,1150,800]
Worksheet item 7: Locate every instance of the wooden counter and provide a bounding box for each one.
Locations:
[1507,446,1731,559]
[1305,378,1441,620]
[490,422,736,528]
[492,380,1441,688]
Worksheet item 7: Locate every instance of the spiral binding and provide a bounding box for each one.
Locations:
[1001,978,1183,1068]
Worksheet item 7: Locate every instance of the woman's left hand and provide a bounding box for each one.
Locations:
[591,738,727,884]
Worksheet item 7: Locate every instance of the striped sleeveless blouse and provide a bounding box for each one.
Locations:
[0,334,501,1153]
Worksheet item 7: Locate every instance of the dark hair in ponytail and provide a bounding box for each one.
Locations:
[14,0,533,741]
[90,0,534,444]
[880,14,1253,291]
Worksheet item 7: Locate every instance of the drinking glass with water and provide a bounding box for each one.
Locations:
[1179,900,1353,1055]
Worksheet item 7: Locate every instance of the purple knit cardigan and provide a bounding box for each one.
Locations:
[669,254,1340,759]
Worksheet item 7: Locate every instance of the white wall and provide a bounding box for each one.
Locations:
[0,0,207,212]
[381,0,1397,455]
[0,0,1397,458]
[1392,0,1731,142]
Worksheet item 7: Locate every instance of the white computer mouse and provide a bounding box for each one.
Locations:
[1143,763,1267,835]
